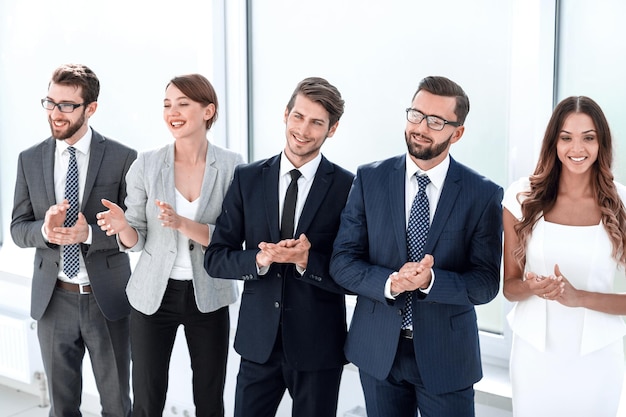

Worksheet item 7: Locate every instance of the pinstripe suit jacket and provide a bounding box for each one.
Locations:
[123,142,243,315]
[330,155,503,394]
[11,129,137,321]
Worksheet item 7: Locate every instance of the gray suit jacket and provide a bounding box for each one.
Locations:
[11,129,137,321]
[124,142,243,315]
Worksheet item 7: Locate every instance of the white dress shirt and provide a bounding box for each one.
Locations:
[46,128,93,284]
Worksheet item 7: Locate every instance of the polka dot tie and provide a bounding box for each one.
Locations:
[402,174,431,329]
[62,146,80,278]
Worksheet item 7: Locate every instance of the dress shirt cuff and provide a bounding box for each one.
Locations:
[84,225,93,245]
[295,265,306,276]
[418,269,435,294]
[41,224,49,242]
[257,264,270,276]
[385,272,398,299]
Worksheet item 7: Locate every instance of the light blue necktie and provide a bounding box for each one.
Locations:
[62,146,80,278]
[402,174,431,329]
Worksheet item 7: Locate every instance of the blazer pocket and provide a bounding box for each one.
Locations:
[450,309,476,331]
[106,251,128,269]
[129,250,153,289]
[210,276,234,289]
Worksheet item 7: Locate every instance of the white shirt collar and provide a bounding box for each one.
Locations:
[280,152,322,181]
[405,153,450,190]
[56,127,93,155]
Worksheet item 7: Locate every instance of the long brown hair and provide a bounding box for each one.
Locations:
[513,96,626,268]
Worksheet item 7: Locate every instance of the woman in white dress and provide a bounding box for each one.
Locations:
[503,96,626,416]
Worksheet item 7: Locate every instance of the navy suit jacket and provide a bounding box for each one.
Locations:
[330,155,503,394]
[11,129,137,321]
[205,154,354,371]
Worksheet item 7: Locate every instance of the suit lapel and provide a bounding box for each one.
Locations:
[296,156,333,235]
[161,144,177,208]
[263,156,281,242]
[194,143,218,222]
[42,138,57,206]
[425,157,461,253]
[82,130,104,210]
[389,156,409,261]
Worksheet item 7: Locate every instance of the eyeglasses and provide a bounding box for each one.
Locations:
[405,108,461,131]
[41,99,86,113]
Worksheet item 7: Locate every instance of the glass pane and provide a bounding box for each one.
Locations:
[249,0,514,335]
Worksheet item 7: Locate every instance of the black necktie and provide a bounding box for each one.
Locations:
[402,174,431,329]
[280,169,302,239]
[63,146,80,278]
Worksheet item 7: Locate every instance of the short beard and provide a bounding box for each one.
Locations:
[405,131,452,161]
[50,109,86,140]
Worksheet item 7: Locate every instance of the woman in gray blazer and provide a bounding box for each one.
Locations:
[97,74,244,417]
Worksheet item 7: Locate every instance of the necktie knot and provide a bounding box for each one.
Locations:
[417,174,431,189]
[289,169,302,182]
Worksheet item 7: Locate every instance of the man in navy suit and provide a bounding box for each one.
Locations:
[204,77,354,417]
[330,76,503,417]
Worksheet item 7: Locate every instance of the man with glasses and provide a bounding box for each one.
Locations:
[330,76,503,417]
[11,63,136,416]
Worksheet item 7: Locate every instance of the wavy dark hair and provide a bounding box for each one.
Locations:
[513,96,626,267]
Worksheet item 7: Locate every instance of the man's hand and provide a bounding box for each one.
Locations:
[390,254,434,294]
[44,199,70,238]
[256,234,311,270]
[50,212,89,245]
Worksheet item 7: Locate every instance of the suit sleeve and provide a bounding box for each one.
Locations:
[89,146,138,252]
[10,153,51,249]
[204,167,259,280]
[422,184,503,306]
[330,170,397,304]
[119,152,149,252]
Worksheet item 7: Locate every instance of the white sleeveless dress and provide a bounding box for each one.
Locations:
[504,177,626,417]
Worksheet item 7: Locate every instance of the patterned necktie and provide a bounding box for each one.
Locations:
[402,174,431,329]
[62,146,80,278]
[280,169,302,239]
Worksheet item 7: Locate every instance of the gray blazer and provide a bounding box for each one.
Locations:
[123,142,243,315]
[11,129,137,321]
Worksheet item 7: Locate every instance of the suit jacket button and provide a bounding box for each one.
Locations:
[274,302,280,308]
[277,273,282,279]
[189,243,194,251]
[398,309,403,316]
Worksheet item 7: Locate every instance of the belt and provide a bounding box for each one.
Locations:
[56,280,92,294]
[400,328,413,339]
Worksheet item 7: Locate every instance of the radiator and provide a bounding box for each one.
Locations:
[0,311,43,384]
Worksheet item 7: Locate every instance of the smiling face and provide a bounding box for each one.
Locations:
[556,112,599,175]
[46,82,96,145]
[283,94,338,167]
[404,90,464,170]
[163,84,215,140]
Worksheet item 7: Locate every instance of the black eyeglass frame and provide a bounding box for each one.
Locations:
[405,107,462,131]
[41,99,86,113]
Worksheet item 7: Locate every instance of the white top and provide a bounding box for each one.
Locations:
[169,189,200,280]
[504,177,626,355]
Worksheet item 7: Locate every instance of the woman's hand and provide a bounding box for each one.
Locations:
[96,199,129,236]
[525,269,564,300]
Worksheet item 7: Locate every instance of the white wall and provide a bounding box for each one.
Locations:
[0,0,247,414]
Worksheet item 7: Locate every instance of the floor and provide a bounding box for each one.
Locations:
[0,383,510,417]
